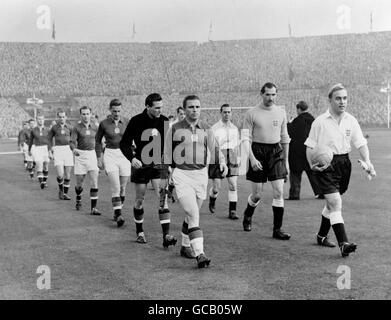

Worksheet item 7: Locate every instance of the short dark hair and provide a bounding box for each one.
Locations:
[296,101,309,111]
[28,118,35,123]
[176,106,184,114]
[260,82,277,94]
[168,115,174,120]
[145,93,162,108]
[79,106,91,114]
[220,103,230,113]
[109,99,122,109]
[183,95,200,108]
[57,109,66,116]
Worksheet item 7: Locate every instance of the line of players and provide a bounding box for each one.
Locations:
[17,83,376,268]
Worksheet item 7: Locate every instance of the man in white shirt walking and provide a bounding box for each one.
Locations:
[305,83,376,257]
[208,104,241,220]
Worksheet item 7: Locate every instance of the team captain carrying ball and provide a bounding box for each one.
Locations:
[308,144,334,168]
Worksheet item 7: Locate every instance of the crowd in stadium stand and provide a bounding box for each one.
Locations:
[0,98,30,138]
[0,31,391,137]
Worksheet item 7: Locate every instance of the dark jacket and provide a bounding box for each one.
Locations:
[287,112,315,171]
[120,109,169,165]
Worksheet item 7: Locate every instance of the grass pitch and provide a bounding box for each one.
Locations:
[0,129,390,300]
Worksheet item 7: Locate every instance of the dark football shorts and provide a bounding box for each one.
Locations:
[131,164,168,184]
[313,154,351,195]
[246,142,287,183]
[208,149,239,179]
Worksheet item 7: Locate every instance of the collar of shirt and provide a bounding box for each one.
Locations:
[78,122,94,130]
[180,119,207,130]
[57,123,70,129]
[107,115,124,124]
[257,103,275,111]
[142,108,152,119]
[325,109,347,122]
[215,119,235,129]
[142,108,165,123]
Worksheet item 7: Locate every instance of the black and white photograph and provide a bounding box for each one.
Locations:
[0,0,390,309]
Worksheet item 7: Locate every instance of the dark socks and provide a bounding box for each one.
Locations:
[332,223,349,245]
[272,206,284,231]
[318,215,331,237]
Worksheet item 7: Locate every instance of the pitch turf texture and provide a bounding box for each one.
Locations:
[0,129,390,300]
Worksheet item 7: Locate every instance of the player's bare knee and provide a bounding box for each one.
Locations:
[228,182,237,192]
[155,187,163,198]
[91,179,99,189]
[187,215,199,229]
[326,195,342,212]
[134,198,144,208]
[111,186,120,197]
[228,185,236,192]
[272,188,283,200]
[251,193,261,203]
[212,185,220,194]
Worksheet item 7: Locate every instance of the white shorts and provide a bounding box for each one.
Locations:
[103,148,131,176]
[23,143,33,161]
[172,167,208,200]
[53,145,74,167]
[32,145,50,163]
[74,149,99,175]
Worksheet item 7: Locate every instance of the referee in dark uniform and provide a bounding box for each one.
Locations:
[287,101,322,200]
[120,93,177,248]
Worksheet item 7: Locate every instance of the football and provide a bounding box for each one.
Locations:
[309,144,334,166]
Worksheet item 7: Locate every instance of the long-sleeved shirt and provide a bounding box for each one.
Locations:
[164,119,225,170]
[120,109,169,165]
[304,110,367,155]
[242,104,290,144]
[70,121,98,151]
[18,128,30,146]
[95,116,129,158]
[48,123,73,149]
[287,112,315,170]
[28,126,50,151]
